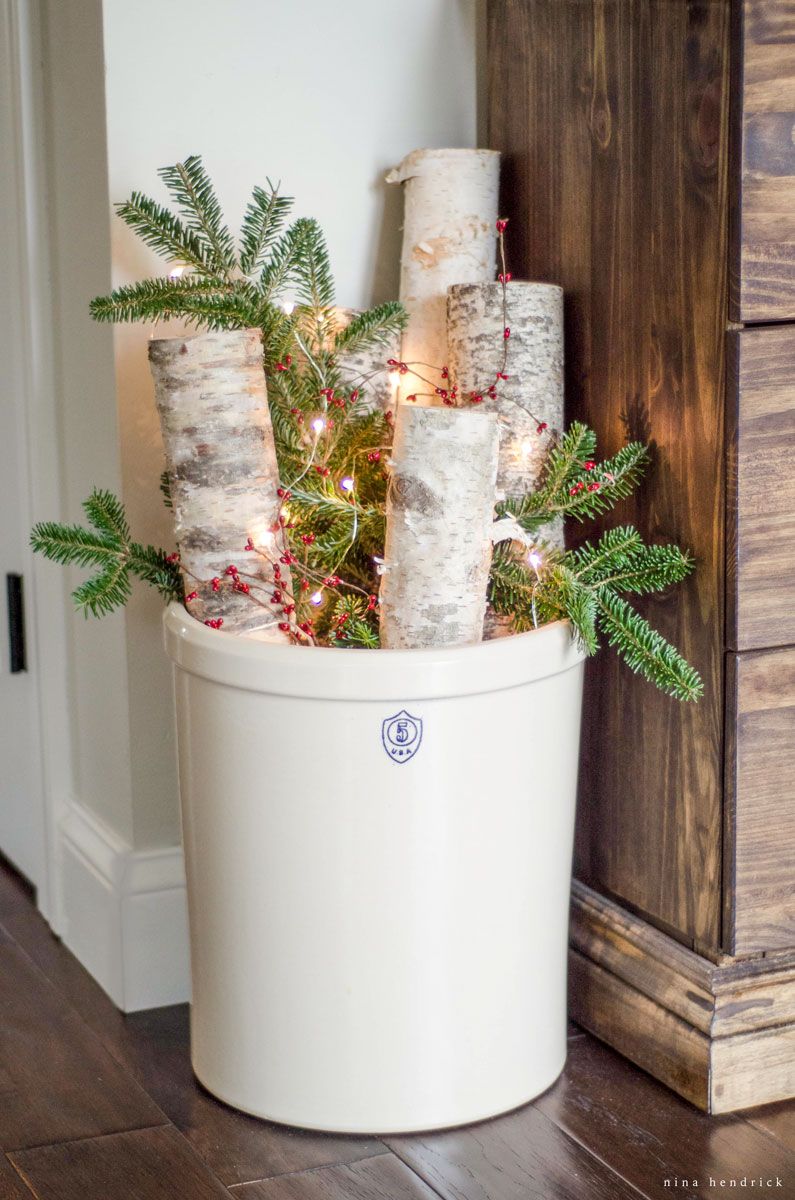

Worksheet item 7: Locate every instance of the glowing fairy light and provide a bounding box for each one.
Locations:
[388,370,401,388]
[282,300,296,315]
[340,476,354,492]
[311,417,326,434]
[527,551,542,570]
[169,265,185,279]
[310,590,323,606]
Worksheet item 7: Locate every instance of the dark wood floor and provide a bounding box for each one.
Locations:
[1,861,794,1200]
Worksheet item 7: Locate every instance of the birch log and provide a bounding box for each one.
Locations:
[333,307,401,414]
[380,406,499,648]
[386,148,500,401]
[447,281,564,498]
[148,328,285,636]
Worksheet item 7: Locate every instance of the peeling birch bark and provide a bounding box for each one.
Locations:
[148,328,286,636]
[386,148,499,402]
[333,307,401,414]
[380,406,499,648]
[447,281,564,496]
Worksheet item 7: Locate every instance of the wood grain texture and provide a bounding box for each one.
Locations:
[0,857,33,918]
[0,938,164,1151]
[488,0,730,948]
[535,1033,795,1195]
[731,0,795,322]
[233,1155,436,1200]
[10,1126,228,1200]
[386,1102,641,1200]
[0,1159,33,1200]
[724,647,795,953]
[726,326,795,651]
[0,907,382,1190]
[571,881,795,1111]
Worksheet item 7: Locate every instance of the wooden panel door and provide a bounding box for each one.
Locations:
[724,647,795,954]
[727,325,795,651]
[488,0,730,947]
[731,0,795,322]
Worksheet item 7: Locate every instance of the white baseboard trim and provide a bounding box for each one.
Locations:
[58,799,191,1012]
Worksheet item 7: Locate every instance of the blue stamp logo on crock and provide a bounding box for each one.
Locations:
[381,710,423,763]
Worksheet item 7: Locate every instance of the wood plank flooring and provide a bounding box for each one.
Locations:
[1,858,794,1199]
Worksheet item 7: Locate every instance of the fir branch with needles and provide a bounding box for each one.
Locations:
[36,155,702,695]
[31,490,181,618]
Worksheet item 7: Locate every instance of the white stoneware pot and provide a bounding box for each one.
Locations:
[164,602,585,1134]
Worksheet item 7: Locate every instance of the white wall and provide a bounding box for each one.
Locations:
[100,0,481,850]
[40,0,135,845]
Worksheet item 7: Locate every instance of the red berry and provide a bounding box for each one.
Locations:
[278,622,291,632]
[588,482,601,492]
[284,355,292,367]
[498,272,513,283]
[211,577,221,592]
[537,422,548,434]
[503,327,511,340]
[441,366,449,380]
[443,397,454,406]
[282,604,295,615]
[350,389,359,403]
[297,415,304,424]
[470,393,483,404]
[235,580,250,593]
[435,387,448,399]
[273,565,281,579]
[367,594,377,611]
[367,451,381,463]
[301,533,316,544]
[204,618,223,630]
[497,372,509,380]
[584,460,596,471]
[300,579,310,591]
[387,358,398,367]
[166,552,179,563]
[405,395,417,403]
[323,575,340,587]
[186,591,198,602]
[496,218,509,233]
[271,590,282,604]
[385,410,393,424]
[225,564,238,576]
[275,362,287,372]
[244,538,255,551]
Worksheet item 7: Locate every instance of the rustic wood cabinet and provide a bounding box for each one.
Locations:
[488,0,795,1111]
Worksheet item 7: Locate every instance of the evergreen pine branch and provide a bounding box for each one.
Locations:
[239,183,293,274]
[31,491,181,618]
[158,155,237,274]
[571,528,694,594]
[540,422,597,494]
[115,192,213,274]
[71,557,132,619]
[288,218,335,310]
[30,521,120,570]
[90,277,235,324]
[595,591,703,701]
[333,302,408,356]
[82,489,130,541]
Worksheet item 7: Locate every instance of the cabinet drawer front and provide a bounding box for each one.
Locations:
[727,325,795,651]
[733,1,795,322]
[725,647,795,954]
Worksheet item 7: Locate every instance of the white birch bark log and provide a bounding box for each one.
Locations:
[448,280,564,549]
[148,328,286,636]
[333,307,401,414]
[386,148,500,402]
[380,406,499,648]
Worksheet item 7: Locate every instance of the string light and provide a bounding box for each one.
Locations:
[311,417,326,434]
[282,300,295,315]
[310,590,323,606]
[527,551,542,570]
[169,265,185,279]
[340,476,354,492]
